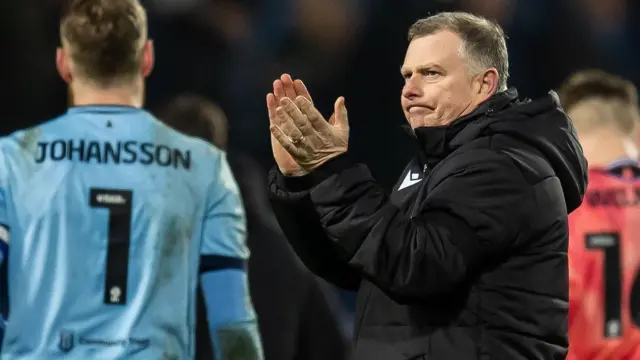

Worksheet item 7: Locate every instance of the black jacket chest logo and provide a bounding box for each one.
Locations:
[398,170,424,191]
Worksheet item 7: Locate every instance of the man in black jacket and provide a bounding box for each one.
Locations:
[266,12,588,360]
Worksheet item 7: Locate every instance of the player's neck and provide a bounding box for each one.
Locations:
[70,80,144,108]
[580,128,638,167]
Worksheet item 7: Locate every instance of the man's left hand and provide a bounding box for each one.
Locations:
[270,95,349,171]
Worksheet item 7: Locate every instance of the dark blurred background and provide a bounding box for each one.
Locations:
[2,0,638,189]
[1,0,639,340]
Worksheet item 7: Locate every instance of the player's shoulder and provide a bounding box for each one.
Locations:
[569,163,635,240]
[152,118,225,161]
[583,163,640,206]
[571,170,612,214]
[0,114,67,157]
[586,168,623,188]
[587,159,640,185]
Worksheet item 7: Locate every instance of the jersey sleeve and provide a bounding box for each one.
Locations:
[198,150,262,359]
[200,150,248,263]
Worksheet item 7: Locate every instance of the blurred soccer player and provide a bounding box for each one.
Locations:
[157,94,351,360]
[560,70,640,360]
[0,0,263,359]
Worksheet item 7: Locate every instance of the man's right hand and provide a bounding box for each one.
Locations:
[267,74,313,176]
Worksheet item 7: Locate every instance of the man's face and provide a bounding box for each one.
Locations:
[401,30,482,128]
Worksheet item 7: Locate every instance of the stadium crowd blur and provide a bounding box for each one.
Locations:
[1,0,639,357]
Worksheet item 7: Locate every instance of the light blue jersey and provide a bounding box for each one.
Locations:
[0,105,254,359]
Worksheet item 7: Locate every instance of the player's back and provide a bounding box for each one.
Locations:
[568,160,640,360]
[0,105,235,359]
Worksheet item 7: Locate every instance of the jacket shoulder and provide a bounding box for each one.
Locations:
[487,134,557,185]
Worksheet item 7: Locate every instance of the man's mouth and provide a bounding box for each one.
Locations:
[407,106,430,114]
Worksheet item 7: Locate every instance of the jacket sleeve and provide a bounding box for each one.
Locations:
[269,168,362,290]
[285,152,528,301]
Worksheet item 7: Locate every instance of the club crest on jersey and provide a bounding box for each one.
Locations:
[58,329,75,353]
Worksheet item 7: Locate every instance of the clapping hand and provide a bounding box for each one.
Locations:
[267,74,312,176]
[267,74,349,175]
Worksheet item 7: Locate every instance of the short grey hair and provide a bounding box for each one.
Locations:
[408,12,509,92]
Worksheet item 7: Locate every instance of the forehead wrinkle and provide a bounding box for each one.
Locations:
[402,32,466,71]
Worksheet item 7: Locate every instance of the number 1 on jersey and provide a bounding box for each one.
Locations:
[89,188,133,305]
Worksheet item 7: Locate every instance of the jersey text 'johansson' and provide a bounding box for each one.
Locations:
[35,139,191,169]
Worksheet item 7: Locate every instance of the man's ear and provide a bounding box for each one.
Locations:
[141,40,154,78]
[56,47,72,83]
[474,68,500,101]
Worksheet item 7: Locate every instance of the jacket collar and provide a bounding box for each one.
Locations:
[407,88,519,168]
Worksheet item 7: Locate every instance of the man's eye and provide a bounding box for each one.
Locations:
[402,73,412,80]
[423,71,439,77]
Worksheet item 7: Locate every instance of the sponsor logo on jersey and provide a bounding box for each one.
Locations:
[58,329,74,353]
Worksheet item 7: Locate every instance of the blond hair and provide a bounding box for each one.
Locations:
[559,70,639,134]
[60,0,148,86]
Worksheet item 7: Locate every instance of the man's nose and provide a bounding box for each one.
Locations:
[402,76,422,100]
